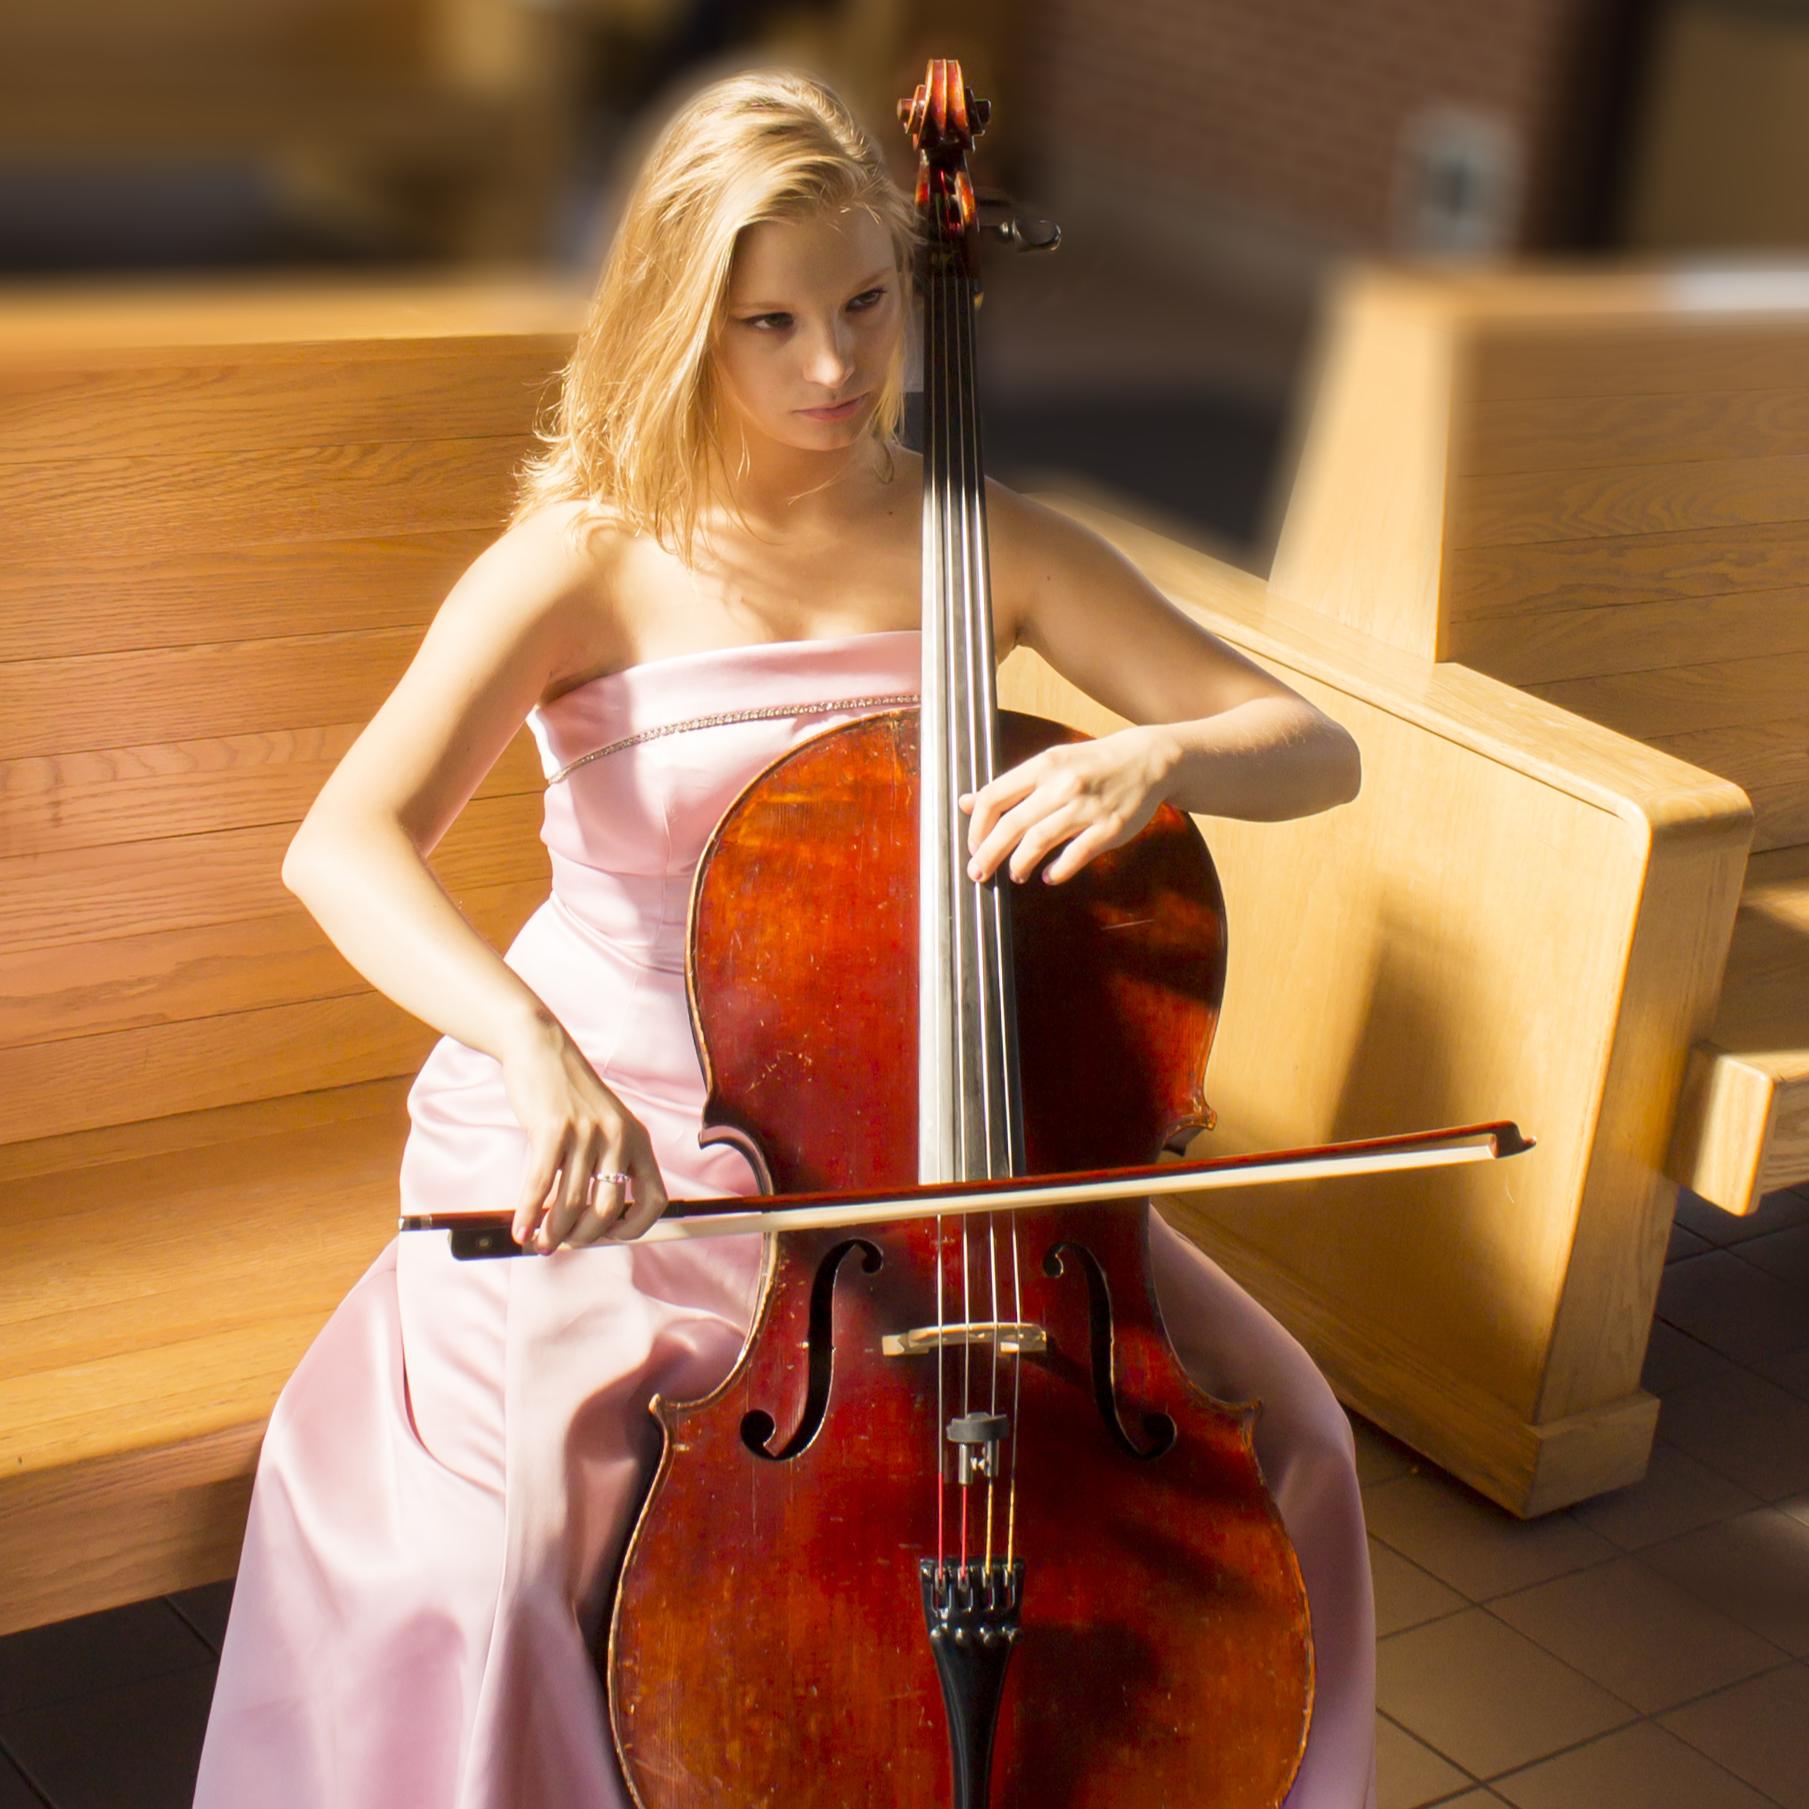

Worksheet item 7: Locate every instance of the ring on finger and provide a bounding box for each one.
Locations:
[584,1169,632,1203]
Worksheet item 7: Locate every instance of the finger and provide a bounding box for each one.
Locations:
[561,1173,629,1249]
[972,762,1093,879]
[965,759,1044,856]
[513,1131,570,1246]
[1007,807,1090,883]
[542,1128,607,1244]
[1040,818,1118,885]
[608,1145,671,1242]
[973,791,1083,883]
[967,788,1050,881]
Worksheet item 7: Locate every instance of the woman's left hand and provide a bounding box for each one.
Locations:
[961,725,1175,887]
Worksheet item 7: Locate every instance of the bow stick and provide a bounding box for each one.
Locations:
[400,1117,1532,1256]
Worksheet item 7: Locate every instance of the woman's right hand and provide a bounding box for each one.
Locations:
[500,1011,670,1252]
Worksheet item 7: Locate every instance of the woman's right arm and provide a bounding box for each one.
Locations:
[280,505,666,1247]
[279,505,587,1063]
[282,802,557,1069]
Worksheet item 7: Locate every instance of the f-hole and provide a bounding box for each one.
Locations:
[1045,1241,1177,1461]
[741,1238,883,1461]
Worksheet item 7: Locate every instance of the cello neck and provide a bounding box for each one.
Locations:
[906,58,1024,1191]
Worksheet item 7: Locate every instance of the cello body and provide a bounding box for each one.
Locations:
[606,710,1313,1807]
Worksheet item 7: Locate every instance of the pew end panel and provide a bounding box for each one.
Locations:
[1005,489,1753,1515]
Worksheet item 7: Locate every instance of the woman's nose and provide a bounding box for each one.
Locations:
[803,323,855,387]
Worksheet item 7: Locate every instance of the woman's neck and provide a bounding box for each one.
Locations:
[715,432,892,540]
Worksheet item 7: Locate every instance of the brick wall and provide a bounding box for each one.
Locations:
[1020,0,1625,256]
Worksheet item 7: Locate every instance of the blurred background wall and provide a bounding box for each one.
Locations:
[4,0,1805,560]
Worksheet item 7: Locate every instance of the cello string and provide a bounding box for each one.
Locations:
[951,251,1003,1588]
[953,234,1024,1582]
[945,251,975,1579]
[931,234,974,1578]
[933,226,962,1584]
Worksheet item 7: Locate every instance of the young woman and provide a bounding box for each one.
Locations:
[193,66,1377,1809]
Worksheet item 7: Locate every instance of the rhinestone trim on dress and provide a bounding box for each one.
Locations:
[545,691,919,787]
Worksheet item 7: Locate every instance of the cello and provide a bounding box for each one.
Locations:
[614,60,1357,1808]
[403,57,1530,1807]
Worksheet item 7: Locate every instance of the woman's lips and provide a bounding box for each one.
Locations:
[797,392,868,420]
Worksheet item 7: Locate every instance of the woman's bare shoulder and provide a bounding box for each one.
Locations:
[490,497,628,595]
[289,500,634,849]
[485,499,637,688]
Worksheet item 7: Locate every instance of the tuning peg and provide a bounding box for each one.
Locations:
[986,216,1062,254]
[969,189,1060,252]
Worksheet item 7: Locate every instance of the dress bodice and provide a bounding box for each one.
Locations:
[523,629,920,972]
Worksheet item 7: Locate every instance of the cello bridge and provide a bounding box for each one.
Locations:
[880,1320,1047,1358]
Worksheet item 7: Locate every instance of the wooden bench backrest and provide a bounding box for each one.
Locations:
[1271,267,1809,855]
[0,279,587,1150]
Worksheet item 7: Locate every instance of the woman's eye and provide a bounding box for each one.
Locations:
[742,290,885,331]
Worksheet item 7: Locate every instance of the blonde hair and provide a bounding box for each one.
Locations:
[509,68,922,569]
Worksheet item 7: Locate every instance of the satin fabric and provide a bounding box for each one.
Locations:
[193,628,1376,1808]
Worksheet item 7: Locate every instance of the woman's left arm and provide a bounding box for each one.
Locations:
[964,486,1362,887]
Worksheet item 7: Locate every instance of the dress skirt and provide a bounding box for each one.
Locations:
[192,630,1376,1807]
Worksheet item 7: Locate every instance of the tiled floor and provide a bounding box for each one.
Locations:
[1365,1183,1809,1809]
[2,1184,1804,1808]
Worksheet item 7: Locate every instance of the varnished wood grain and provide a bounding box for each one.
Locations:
[1240,260,1809,1242]
[1458,385,1809,474]
[1,342,564,462]
[0,1080,410,1635]
[0,878,545,1046]
[1448,518,1809,619]
[1471,318,1809,401]
[0,625,522,762]
[0,721,542,863]
[616,709,1310,1808]
[1443,587,1809,685]
[0,529,489,663]
[0,274,587,355]
[1452,451,1809,548]
[2,279,578,1637]
[7,435,527,563]
[1527,649,1809,741]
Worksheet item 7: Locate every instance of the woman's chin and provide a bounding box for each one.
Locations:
[779,416,869,450]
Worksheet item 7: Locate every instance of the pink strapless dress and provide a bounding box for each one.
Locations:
[192,629,1376,1809]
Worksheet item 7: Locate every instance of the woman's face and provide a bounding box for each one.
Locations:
[712,206,903,458]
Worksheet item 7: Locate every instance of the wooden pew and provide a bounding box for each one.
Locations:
[1268,265,1808,1217]
[0,262,1783,1635]
[0,276,584,1635]
[1055,261,1794,1520]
